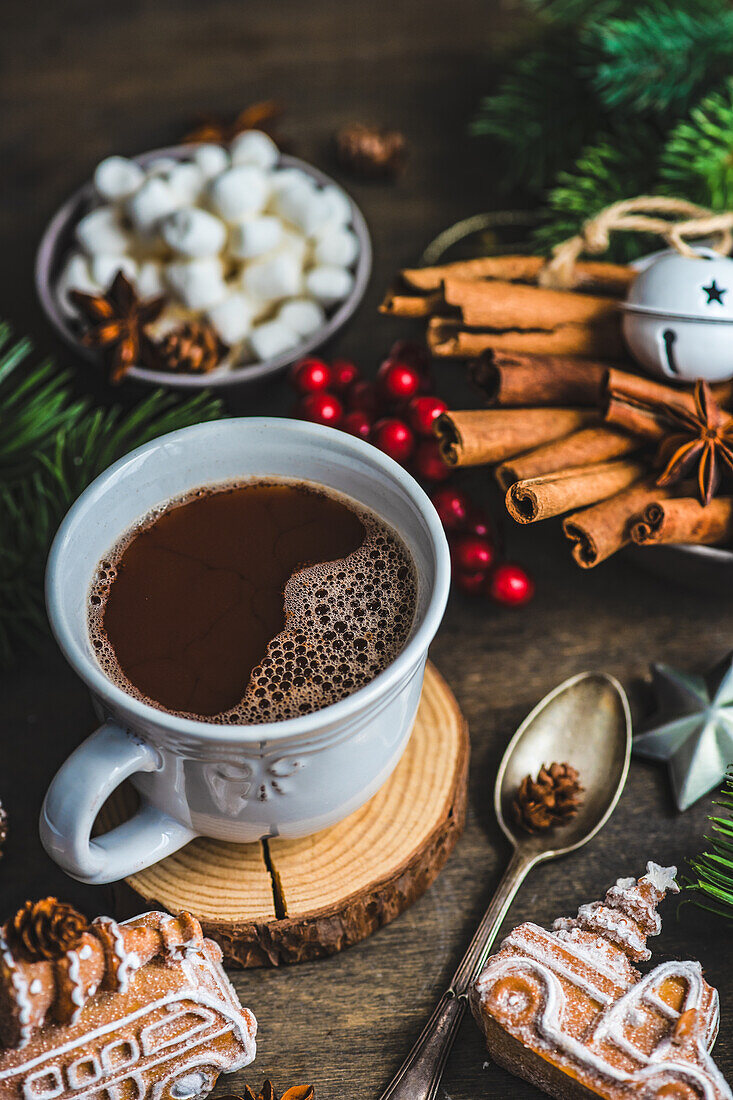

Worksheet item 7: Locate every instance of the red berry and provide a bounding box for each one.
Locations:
[452,534,494,573]
[407,395,448,437]
[465,507,493,540]
[377,358,421,403]
[341,409,372,440]
[489,562,534,606]
[347,380,378,417]
[331,358,360,391]
[413,438,451,483]
[297,391,343,427]
[454,569,487,594]
[389,340,430,373]
[372,418,415,464]
[431,487,471,530]
[290,357,331,394]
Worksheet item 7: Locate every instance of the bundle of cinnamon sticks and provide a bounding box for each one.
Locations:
[380,255,634,361]
[434,350,733,568]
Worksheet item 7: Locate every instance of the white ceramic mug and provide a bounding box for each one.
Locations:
[40,418,451,885]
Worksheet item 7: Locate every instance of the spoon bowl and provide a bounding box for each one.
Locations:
[495,671,632,859]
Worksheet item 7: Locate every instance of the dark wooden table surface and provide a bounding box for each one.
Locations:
[2,2,732,1097]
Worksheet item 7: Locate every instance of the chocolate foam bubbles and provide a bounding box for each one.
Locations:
[87,484,418,724]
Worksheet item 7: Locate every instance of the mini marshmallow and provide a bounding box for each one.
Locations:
[229,215,282,259]
[207,293,257,344]
[230,129,279,169]
[249,319,301,360]
[160,207,227,257]
[165,162,205,204]
[145,156,178,176]
[208,165,269,221]
[277,298,326,337]
[269,167,313,196]
[242,252,302,301]
[75,206,131,255]
[93,156,145,202]
[279,228,309,267]
[191,143,230,180]
[166,257,228,310]
[321,183,352,228]
[274,184,331,236]
[313,227,359,267]
[127,177,182,234]
[305,265,355,305]
[56,252,101,315]
[136,260,166,298]
[89,253,138,288]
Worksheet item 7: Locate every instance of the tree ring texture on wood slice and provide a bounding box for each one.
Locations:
[101,661,469,968]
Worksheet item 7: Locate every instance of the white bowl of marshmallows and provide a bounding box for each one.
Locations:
[36,133,372,388]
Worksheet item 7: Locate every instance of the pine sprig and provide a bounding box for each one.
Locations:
[0,328,223,667]
[660,78,733,209]
[589,2,733,118]
[532,128,661,261]
[684,768,733,923]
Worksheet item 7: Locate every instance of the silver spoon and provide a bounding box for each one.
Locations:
[378,671,632,1100]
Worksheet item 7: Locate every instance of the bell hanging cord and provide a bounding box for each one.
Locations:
[540,196,733,290]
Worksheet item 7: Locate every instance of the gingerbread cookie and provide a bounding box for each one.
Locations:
[470,863,731,1100]
[0,900,256,1100]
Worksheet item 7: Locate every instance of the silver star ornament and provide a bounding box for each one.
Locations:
[634,652,733,811]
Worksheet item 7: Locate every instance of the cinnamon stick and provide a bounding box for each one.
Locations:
[604,368,733,439]
[434,407,595,467]
[428,318,625,360]
[441,278,620,330]
[562,481,673,568]
[506,460,646,524]
[495,427,642,490]
[470,350,612,407]
[630,496,733,547]
[378,289,439,317]
[399,256,634,297]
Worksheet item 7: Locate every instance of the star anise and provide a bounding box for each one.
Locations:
[184,100,283,144]
[222,1083,314,1100]
[655,380,733,506]
[70,271,166,384]
[513,763,583,834]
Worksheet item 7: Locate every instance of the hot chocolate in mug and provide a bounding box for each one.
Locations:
[41,418,451,885]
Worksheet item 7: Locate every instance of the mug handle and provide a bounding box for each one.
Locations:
[40,720,196,885]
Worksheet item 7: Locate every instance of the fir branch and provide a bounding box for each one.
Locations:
[660,78,733,209]
[0,329,223,668]
[532,128,661,261]
[684,768,733,923]
[471,31,599,196]
[589,2,733,118]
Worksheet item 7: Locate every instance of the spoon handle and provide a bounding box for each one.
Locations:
[377,848,533,1100]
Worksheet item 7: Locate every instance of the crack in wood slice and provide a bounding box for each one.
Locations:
[103,662,469,968]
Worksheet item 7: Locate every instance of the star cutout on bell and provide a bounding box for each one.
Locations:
[633,652,733,811]
[702,278,727,305]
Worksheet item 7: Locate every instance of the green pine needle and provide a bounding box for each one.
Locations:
[589,2,733,118]
[532,128,662,262]
[683,769,733,923]
[660,78,733,209]
[0,327,223,668]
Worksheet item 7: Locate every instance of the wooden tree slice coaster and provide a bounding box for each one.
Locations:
[104,662,469,968]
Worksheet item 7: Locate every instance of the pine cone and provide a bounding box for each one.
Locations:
[5,898,89,962]
[151,322,227,374]
[334,123,406,179]
[513,762,583,834]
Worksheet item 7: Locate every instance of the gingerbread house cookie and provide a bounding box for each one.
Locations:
[470,863,731,1100]
[0,900,256,1100]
